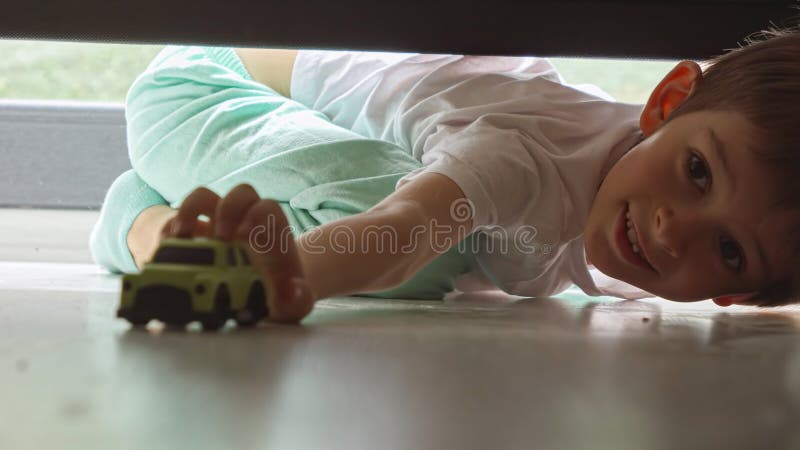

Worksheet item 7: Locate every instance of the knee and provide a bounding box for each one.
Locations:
[124,67,193,169]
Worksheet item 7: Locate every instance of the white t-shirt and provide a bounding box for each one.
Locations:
[291,49,655,300]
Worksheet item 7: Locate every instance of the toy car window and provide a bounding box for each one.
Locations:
[238,248,250,265]
[152,246,214,265]
[227,247,237,266]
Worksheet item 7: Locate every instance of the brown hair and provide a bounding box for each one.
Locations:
[664,26,800,307]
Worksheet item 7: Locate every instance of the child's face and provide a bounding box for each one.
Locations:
[584,109,799,304]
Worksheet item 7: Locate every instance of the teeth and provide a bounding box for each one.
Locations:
[625,206,650,268]
[624,207,640,254]
[625,220,639,248]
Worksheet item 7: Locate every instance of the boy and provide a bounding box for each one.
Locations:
[92,28,800,323]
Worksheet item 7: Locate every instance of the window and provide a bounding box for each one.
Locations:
[152,247,215,266]
[1,39,679,212]
[227,247,237,266]
[238,248,251,266]
[548,57,679,104]
[0,39,163,102]
[0,38,676,110]
[0,39,164,211]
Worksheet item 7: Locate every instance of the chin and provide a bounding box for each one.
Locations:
[590,252,712,302]
[633,285,706,303]
[591,257,670,301]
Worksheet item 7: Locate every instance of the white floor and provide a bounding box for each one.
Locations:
[2,208,800,450]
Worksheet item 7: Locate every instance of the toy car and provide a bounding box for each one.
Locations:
[117,237,270,330]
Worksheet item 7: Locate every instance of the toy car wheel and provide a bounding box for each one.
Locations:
[163,318,192,328]
[236,281,268,326]
[120,308,150,326]
[200,285,231,331]
[128,316,151,326]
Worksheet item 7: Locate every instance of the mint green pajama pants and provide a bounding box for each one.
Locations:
[90,45,479,299]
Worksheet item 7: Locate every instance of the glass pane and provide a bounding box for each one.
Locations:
[227,247,237,266]
[548,57,680,104]
[239,248,251,266]
[0,40,682,212]
[0,39,163,101]
[0,39,680,104]
[152,246,215,266]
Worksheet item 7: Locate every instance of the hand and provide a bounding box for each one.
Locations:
[161,184,316,323]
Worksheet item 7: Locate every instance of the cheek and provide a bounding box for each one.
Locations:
[627,152,663,182]
[656,259,722,301]
[626,140,667,171]
[608,153,651,192]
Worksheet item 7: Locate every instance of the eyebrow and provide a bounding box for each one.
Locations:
[707,128,734,191]
[706,127,772,282]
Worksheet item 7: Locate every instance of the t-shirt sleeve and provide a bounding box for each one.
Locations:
[395,119,542,232]
[290,50,455,145]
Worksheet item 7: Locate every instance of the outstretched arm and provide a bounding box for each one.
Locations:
[297,171,473,299]
[159,171,472,322]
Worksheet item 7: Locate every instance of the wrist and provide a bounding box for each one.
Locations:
[295,209,416,300]
[295,239,326,301]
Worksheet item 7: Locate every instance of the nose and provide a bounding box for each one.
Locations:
[654,206,682,259]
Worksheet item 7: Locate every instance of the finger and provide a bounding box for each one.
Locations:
[233,199,312,322]
[172,187,221,238]
[161,215,213,240]
[214,183,261,240]
[160,216,176,240]
[193,219,213,238]
[234,198,303,280]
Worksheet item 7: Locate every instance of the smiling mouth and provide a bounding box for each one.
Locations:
[617,203,656,272]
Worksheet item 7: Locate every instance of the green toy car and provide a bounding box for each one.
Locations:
[117,237,270,330]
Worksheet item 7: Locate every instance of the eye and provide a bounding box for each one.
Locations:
[719,237,744,273]
[687,152,710,191]
[687,152,745,274]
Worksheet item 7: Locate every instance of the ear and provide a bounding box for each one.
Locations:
[712,293,756,307]
[640,60,703,137]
